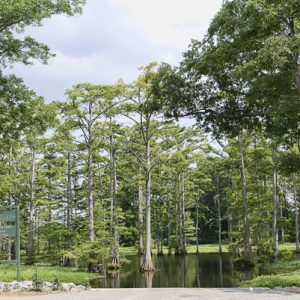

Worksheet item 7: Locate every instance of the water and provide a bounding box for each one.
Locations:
[90,254,262,288]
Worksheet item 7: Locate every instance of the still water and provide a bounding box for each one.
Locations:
[90,254,261,288]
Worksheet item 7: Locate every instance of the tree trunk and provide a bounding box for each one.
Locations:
[175,200,180,255]
[47,165,52,253]
[238,131,252,262]
[138,177,144,256]
[167,195,172,255]
[67,152,73,249]
[64,152,75,267]
[141,129,154,272]
[7,143,13,260]
[293,174,300,254]
[280,182,285,243]
[181,173,187,255]
[27,147,35,264]
[228,212,233,253]
[109,120,120,267]
[87,142,94,242]
[215,174,222,255]
[196,203,199,254]
[272,148,279,259]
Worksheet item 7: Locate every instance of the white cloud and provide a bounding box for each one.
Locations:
[4,0,223,101]
[113,0,223,48]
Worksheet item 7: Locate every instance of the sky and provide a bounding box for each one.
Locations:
[5,0,223,102]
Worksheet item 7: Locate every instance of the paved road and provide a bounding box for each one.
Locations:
[1,288,300,300]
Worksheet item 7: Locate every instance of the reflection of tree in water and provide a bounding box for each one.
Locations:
[109,271,120,288]
[143,271,154,288]
[219,254,223,287]
[196,254,201,287]
[180,256,187,287]
[90,254,265,288]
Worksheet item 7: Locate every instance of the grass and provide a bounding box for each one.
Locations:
[241,273,300,288]
[120,244,228,256]
[241,243,300,288]
[0,265,100,285]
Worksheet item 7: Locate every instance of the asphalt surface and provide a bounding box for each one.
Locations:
[1,288,300,300]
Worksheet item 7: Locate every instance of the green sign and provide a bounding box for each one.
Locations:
[0,225,16,237]
[0,211,16,221]
[0,206,20,281]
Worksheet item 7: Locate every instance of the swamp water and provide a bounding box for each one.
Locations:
[90,253,263,288]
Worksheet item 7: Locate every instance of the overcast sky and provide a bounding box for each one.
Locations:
[5,0,223,102]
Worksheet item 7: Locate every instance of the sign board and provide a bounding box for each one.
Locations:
[0,206,20,281]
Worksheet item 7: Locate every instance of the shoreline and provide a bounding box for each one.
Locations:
[0,288,300,300]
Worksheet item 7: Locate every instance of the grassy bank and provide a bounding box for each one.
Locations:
[0,265,100,285]
[241,243,300,288]
[241,260,300,288]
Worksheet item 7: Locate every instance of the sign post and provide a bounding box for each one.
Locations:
[0,206,20,281]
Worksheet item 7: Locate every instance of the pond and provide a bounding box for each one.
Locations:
[90,253,263,288]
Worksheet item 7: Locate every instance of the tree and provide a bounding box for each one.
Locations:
[0,0,85,69]
[123,63,168,271]
[64,83,123,243]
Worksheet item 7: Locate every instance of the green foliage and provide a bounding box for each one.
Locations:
[241,273,300,288]
[0,265,98,285]
[52,277,63,291]
[0,0,85,68]
[31,267,43,291]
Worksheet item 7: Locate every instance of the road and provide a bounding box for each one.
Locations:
[1,288,300,300]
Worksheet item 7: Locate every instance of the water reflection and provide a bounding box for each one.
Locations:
[90,253,261,288]
[143,272,154,288]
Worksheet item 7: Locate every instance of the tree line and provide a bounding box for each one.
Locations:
[0,0,300,273]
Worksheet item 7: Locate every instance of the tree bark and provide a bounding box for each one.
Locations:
[272,148,279,259]
[181,173,187,255]
[228,212,233,252]
[141,127,154,271]
[196,203,199,254]
[215,174,222,255]
[167,195,172,255]
[138,172,144,256]
[238,131,252,262]
[66,152,73,249]
[87,141,94,242]
[7,143,13,260]
[109,118,120,266]
[293,174,300,254]
[27,147,35,264]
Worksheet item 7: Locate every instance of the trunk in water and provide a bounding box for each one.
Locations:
[195,203,199,254]
[141,130,154,272]
[215,174,222,255]
[109,120,119,267]
[27,147,35,264]
[167,195,172,255]
[138,173,144,256]
[272,149,279,259]
[293,174,300,254]
[175,200,180,255]
[228,212,233,253]
[181,173,187,255]
[238,131,252,262]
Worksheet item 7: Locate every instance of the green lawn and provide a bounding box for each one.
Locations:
[0,265,100,285]
[120,244,228,256]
